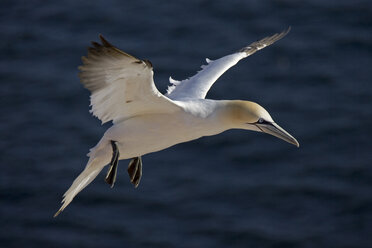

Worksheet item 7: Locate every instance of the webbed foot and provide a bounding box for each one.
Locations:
[105,140,119,187]
[127,157,142,188]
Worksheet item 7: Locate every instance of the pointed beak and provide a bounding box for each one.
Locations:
[256,122,299,147]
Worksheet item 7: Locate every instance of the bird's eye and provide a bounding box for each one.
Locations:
[258,118,264,123]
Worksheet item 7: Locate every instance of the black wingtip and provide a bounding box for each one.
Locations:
[91,41,101,48]
[143,59,153,68]
[99,34,113,47]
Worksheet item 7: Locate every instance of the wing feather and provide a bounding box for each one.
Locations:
[166,28,290,100]
[79,35,180,124]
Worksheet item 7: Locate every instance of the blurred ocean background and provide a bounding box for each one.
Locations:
[1,0,371,247]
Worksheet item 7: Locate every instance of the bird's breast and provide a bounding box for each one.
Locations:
[104,112,227,158]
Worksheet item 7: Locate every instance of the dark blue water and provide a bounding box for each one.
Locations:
[1,0,372,247]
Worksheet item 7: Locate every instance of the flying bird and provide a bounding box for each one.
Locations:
[55,28,298,217]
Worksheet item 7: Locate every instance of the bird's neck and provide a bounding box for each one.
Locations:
[213,100,242,123]
[213,100,257,130]
[176,99,247,130]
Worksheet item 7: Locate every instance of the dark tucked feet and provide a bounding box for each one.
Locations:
[105,141,119,187]
[127,157,142,188]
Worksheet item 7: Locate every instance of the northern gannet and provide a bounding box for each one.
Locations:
[55,28,298,217]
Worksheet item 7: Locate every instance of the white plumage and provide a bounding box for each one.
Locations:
[55,28,298,216]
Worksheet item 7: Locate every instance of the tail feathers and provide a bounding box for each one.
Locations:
[54,157,106,217]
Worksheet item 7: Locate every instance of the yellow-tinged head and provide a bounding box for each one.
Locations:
[221,100,299,147]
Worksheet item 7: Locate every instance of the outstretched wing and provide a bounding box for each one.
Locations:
[166,28,290,100]
[79,35,180,124]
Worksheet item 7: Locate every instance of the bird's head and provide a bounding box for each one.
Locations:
[223,100,299,147]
